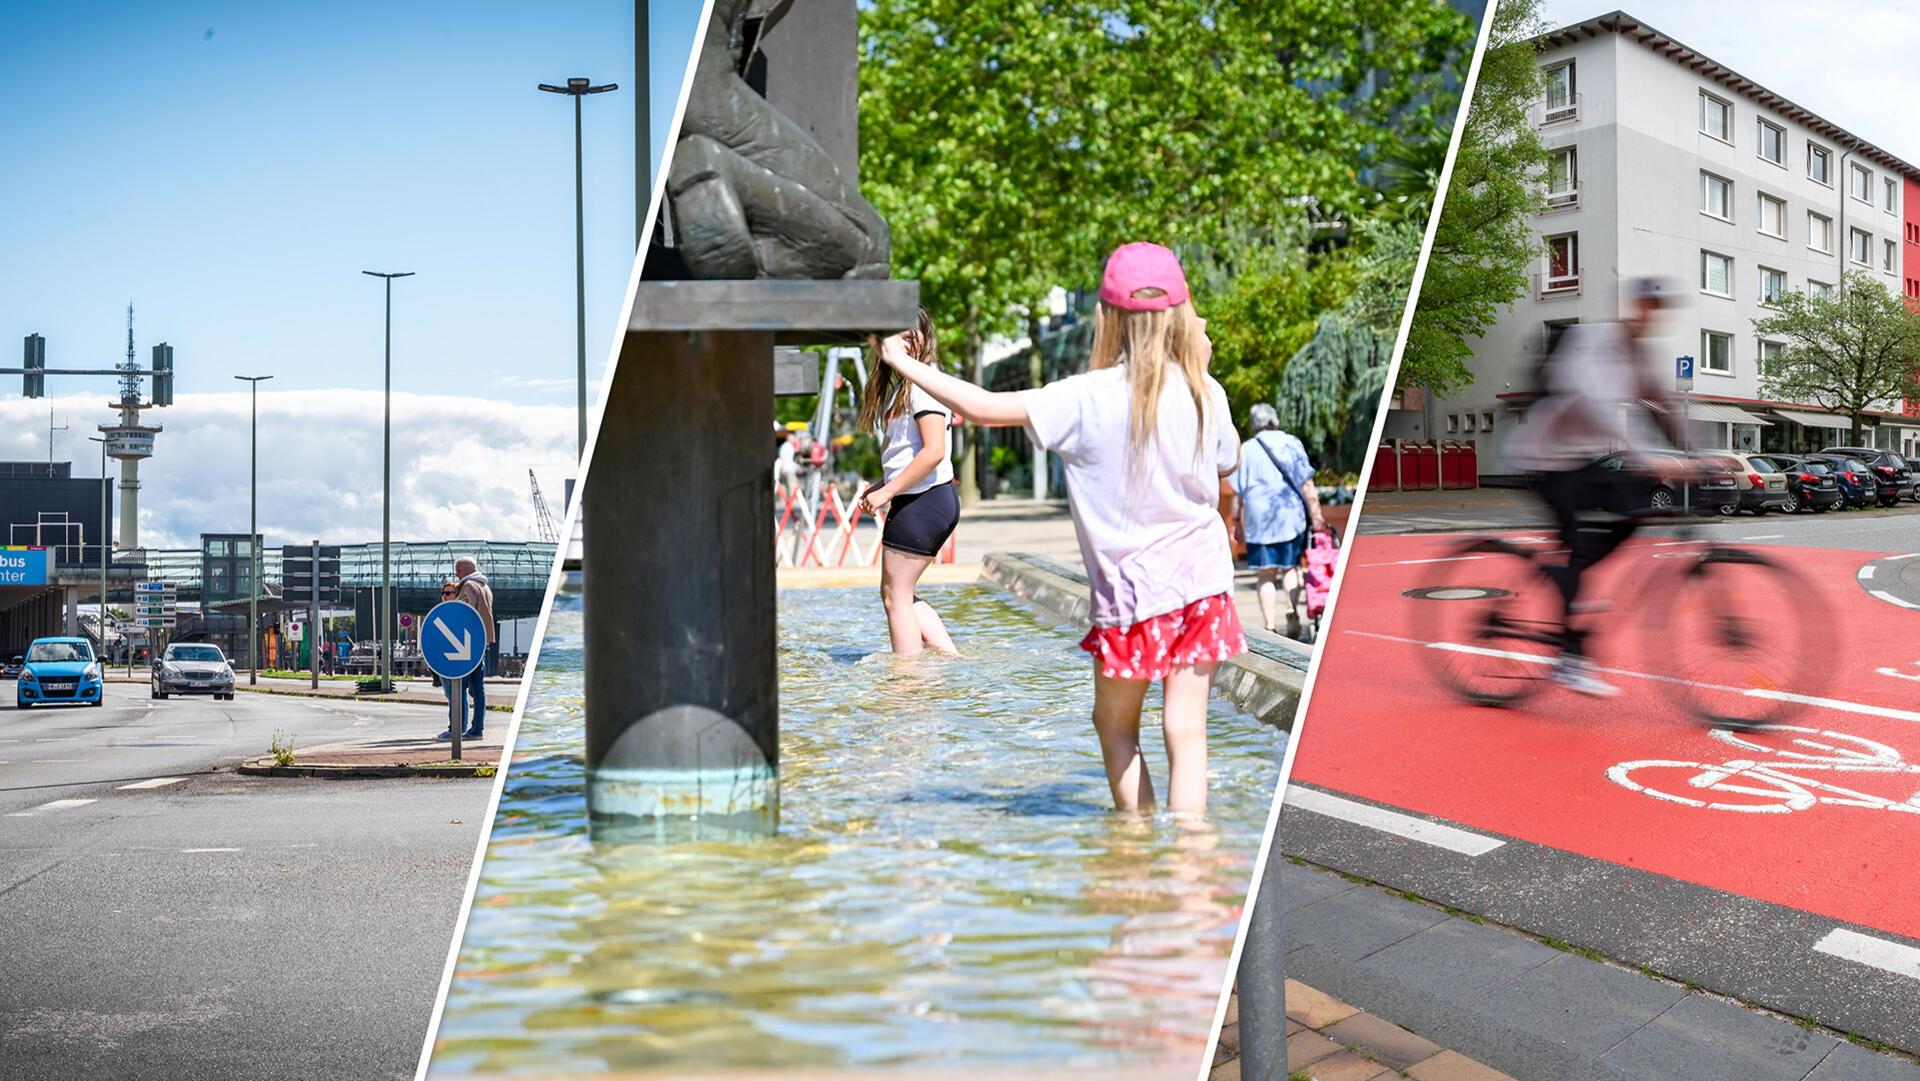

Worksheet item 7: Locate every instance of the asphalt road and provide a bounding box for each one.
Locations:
[0,687,489,1080]
[1278,495,1920,1071]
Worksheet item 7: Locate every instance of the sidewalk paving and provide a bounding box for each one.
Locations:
[1212,981,1517,1081]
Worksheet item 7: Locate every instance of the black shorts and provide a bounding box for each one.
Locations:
[882,481,960,557]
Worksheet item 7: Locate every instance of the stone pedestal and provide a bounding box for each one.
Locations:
[584,279,917,841]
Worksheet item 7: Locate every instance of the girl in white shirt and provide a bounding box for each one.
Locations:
[876,243,1242,814]
[857,308,960,655]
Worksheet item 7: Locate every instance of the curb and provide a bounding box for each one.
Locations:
[229,685,516,711]
[236,754,498,779]
[980,552,1308,730]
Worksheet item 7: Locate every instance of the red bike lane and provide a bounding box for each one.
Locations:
[1291,531,1920,942]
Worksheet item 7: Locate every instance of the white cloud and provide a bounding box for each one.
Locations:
[7,391,575,550]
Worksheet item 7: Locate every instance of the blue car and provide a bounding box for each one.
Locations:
[18,636,104,709]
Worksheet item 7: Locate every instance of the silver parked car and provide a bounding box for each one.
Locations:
[152,642,236,701]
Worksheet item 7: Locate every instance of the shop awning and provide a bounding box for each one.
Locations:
[1685,402,1774,426]
[1771,409,1851,429]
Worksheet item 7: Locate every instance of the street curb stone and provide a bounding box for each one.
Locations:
[236,755,497,779]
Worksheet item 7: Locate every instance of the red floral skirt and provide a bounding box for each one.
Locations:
[1079,592,1247,680]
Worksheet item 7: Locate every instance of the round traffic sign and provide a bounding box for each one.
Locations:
[421,600,486,680]
[399,613,414,628]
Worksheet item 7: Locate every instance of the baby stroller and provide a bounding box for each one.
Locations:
[1296,525,1341,645]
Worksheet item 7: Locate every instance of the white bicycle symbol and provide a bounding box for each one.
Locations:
[1609,726,1920,815]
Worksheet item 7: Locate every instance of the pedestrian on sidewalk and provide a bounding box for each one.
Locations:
[431,579,458,704]
[437,563,494,741]
[858,307,959,656]
[1232,404,1327,639]
[878,242,1243,815]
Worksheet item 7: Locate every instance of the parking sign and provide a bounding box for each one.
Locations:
[1676,354,1695,391]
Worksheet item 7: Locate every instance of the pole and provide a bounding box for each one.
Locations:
[636,0,649,253]
[235,375,273,684]
[310,540,320,691]
[382,275,392,693]
[90,437,107,661]
[574,92,588,460]
[449,676,464,763]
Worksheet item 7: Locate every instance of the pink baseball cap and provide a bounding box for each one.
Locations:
[1099,242,1190,311]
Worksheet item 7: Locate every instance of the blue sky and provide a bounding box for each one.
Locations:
[0,1,704,545]
[0,0,702,404]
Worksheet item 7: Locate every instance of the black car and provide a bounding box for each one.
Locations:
[1807,455,1879,507]
[1754,456,1843,513]
[1818,446,1914,505]
[1591,450,1740,514]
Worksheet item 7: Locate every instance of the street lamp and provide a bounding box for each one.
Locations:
[235,375,272,684]
[538,76,618,461]
[362,271,413,693]
[86,436,108,662]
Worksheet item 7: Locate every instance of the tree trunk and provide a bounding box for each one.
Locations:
[958,306,983,508]
[1028,313,1048,501]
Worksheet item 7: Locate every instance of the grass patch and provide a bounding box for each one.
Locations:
[269,729,295,768]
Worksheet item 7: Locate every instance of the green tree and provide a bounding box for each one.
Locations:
[1753,272,1920,443]
[1398,0,1549,396]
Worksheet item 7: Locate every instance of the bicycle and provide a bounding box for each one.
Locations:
[1413,509,1834,728]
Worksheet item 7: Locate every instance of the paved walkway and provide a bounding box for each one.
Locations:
[1211,981,1516,1081]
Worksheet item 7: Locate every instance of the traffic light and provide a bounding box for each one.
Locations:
[22,334,44,398]
[151,343,174,406]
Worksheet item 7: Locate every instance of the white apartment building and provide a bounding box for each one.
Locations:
[1390,11,1920,476]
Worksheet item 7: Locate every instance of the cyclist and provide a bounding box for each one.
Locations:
[1505,277,1693,697]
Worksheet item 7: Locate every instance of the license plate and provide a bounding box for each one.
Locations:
[190,681,209,688]
[43,681,74,691]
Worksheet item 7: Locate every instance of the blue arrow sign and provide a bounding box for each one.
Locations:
[421,600,486,680]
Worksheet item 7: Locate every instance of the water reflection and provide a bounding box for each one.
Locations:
[432,585,1281,1076]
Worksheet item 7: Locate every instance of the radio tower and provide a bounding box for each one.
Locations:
[99,303,164,551]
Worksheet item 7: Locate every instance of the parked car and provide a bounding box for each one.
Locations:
[1817,446,1914,505]
[1807,454,1879,507]
[1728,454,1791,515]
[17,637,103,709]
[0,655,22,679]
[151,642,236,701]
[1591,450,1740,514]
[1753,456,1843,513]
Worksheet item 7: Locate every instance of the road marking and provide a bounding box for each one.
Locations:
[1739,534,1785,541]
[1744,689,1920,724]
[1813,928,1920,980]
[1358,555,1486,568]
[117,777,186,790]
[1860,565,1876,581]
[33,738,74,743]
[29,799,97,812]
[1869,590,1920,610]
[180,847,241,853]
[29,759,80,764]
[1286,785,1507,856]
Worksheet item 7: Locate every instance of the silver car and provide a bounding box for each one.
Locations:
[152,643,237,700]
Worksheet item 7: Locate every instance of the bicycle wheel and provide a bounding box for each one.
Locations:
[1648,546,1835,728]
[1414,538,1562,707]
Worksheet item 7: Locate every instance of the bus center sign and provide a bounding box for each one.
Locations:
[0,547,50,586]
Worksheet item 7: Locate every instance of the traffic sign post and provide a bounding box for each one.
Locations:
[135,582,176,674]
[421,599,485,762]
[1677,355,1694,514]
[282,542,340,689]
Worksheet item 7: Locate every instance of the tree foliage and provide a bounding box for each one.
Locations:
[859,0,1478,483]
[1398,0,1549,396]
[1753,272,1920,443]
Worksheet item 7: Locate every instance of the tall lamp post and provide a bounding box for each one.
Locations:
[235,375,272,683]
[538,77,617,462]
[362,271,413,693]
[87,436,108,660]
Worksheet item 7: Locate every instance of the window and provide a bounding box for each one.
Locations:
[1851,163,1873,202]
[1482,411,1495,430]
[1810,279,1835,300]
[1543,61,1576,122]
[1809,143,1831,185]
[1851,227,1872,265]
[1546,146,1578,207]
[1756,192,1786,237]
[1446,413,1460,433]
[1701,250,1733,296]
[1757,119,1786,165]
[1760,339,1786,374]
[1809,211,1833,253]
[1700,171,1732,220]
[1887,239,1898,272]
[1701,330,1733,374]
[1700,91,1732,142]
[1759,266,1786,304]
[1887,178,1899,213]
[1544,233,1579,293]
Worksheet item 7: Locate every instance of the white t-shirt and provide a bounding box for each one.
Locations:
[1023,364,1240,628]
[881,385,955,494]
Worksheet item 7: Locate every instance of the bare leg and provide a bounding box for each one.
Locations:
[1092,668,1155,811]
[912,599,958,655]
[1281,566,1306,635]
[1162,662,1215,815]
[880,547,943,655]
[1254,568,1279,632]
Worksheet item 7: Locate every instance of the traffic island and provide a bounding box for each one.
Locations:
[238,734,503,779]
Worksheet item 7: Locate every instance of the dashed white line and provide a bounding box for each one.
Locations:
[117,777,186,790]
[1285,785,1507,856]
[12,798,99,815]
[1813,928,1920,981]
[1859,565,1876,581]
[180,847,242,854]
[1739,534,1785,541]
[1358,556,1487,568]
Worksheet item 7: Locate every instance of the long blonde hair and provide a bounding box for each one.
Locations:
[1088,292,1211,459]
[859,307,939,435]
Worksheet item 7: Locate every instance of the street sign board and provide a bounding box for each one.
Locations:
[421,600,485,680]
[0,547,49,586]
[282,545,342,605]
[1676,354,1695,392]
[398,613,413,629]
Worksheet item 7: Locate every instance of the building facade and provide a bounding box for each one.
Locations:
[1389,11,1920,474]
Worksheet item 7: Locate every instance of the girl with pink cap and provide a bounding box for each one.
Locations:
[875,242,1244,814]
